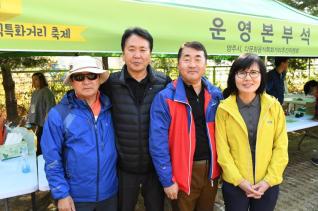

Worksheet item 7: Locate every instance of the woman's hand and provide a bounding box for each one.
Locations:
[250,180,270,199]
[239,179,263,198]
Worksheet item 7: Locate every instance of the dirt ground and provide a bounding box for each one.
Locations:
[1,127,318,211]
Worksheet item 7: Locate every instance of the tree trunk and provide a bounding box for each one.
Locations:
[102,57,109,70]
[1,66,18,122]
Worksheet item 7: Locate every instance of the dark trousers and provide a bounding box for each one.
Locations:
[118,169,164,211]
[171,161,218,211]
[74,195,117,211]
[222,181,279,211]
[36,126,43,156]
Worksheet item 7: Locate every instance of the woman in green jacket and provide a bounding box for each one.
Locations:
[216,54,288,211]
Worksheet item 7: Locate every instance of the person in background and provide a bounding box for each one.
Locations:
[0,110,6,145]
[266,57,289,104]
[100,27,171,211]
[41,56,118,211]
[150,41,222,211]
[216,54,288,211]
[27,72,55,155]
[304,79,318,166]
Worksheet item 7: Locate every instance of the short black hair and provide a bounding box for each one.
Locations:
[177,41,208,62]
[274,57,289,67]
[121,27,153,52]
[32,72,48,88]
[223,53,267,98]
[304,80,318,95]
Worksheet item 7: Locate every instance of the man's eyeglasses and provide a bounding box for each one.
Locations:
[236,70,260,79]
[71,73,99,82]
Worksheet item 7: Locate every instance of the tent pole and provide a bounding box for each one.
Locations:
[264,56,268,71]
[308,58,311,79]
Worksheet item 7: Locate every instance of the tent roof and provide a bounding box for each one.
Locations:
[159,0,318,24]
[0,0,317,57]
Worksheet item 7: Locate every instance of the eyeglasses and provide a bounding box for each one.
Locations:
[71,73,98,82]
[236,70,260,79]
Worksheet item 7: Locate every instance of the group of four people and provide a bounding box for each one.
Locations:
[41,27,289,211]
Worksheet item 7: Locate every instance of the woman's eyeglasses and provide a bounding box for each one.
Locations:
[236,70,260,79]
[71,73,99,82]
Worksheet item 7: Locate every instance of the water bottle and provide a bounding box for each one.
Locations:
[21,143,31,173]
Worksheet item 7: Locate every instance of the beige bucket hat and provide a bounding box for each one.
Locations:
[63,56,108,85]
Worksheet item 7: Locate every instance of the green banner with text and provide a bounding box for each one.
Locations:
[0,0,317,56]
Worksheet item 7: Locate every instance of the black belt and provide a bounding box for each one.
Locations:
[193,160,209,165]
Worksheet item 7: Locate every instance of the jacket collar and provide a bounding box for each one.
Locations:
[119,64,156,84]
[220,93,274,111]
[218,93,276,135]
[62,90,111,111]
[173,76,219,104]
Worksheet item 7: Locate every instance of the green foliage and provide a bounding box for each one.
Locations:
[288,58,308,70]
[152,57,179,79]
[48,72,70,103]
[279,0,318,16]
[0,70,69,118]
[0,57,53,121]
[0,57,51,70]
[208,55,236,63]
[285,59,318,93]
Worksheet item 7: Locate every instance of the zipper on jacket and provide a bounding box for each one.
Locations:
[222,104,255,185]
[136,84,152,172]
[137,105,143,172]
[175,99,192,195]
[188,110,192,195]
[94,120,100,201]
[222,103,257,185]
[205,121,214,181]
[187,105,193,195]
[84,100,101,202]
[123,83,145,172]
[253,103,273,184]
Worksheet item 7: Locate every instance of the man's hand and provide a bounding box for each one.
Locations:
[164,182,179,200]
[250,180,270,199]
[57,196,76,211]
[239,180,263,198]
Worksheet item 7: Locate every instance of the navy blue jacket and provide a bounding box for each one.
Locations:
[41,90,118,202]
[266,69,285,104]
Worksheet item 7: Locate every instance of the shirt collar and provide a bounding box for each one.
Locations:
[237,94,260,109]
[183,80,205,91]
[124,68,149,84]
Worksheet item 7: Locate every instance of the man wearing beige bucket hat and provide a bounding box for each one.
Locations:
[41,56,118,211]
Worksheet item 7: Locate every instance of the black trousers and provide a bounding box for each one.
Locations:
[118,169,164,211]
[222,181,279,211]
[74,195,117,211]
[36,126,43,156]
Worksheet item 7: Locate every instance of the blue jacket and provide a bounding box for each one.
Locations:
[41,90,118,202]
[266,69,285,104]
[149,77,223,194]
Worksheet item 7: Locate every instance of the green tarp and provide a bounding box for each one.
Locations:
[0,0,317,56]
